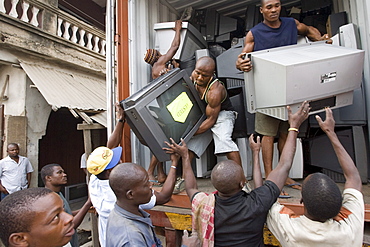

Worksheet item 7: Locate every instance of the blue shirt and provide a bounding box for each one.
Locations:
[106,204,162,247]
[251,17,298,51]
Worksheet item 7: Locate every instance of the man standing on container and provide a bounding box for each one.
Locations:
[188,56,241,166]
[236,0,331,195]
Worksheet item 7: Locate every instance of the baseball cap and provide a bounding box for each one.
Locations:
[87,146,122,175]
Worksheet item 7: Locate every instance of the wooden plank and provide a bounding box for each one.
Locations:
[77,123,105,130]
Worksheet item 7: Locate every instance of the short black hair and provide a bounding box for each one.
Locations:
[211,160,244,194]
[302,173,342,222]
[40,163,61,184]
[7,143,19,150]
[260,0,281,7]
[0,188,53,246]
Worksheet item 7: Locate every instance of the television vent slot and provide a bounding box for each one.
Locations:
[310,97,336,112]
[258,106,287,120]
[226,78,245,89]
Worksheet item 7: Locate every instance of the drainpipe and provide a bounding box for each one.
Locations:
[106,0,115,135]
[117,0,132,162]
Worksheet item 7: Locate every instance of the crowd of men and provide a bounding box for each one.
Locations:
[0,0,365,246]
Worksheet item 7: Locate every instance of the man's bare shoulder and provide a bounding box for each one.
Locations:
[206,81,226,104]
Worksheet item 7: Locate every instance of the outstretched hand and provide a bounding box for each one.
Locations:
[163,138,189,159]
[288,101,310,129]
[115,102,125,121]
[315,107,335,134]
[174,20,182,31]
[249,134,261,153]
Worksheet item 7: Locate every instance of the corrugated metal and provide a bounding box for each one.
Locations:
[20,60,106,111]
[167,0,257,18]
[91,111,107,127]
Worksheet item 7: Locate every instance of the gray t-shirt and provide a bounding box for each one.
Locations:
[106,204,162,247]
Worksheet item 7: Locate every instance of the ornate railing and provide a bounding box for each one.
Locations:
[0,0,106,55]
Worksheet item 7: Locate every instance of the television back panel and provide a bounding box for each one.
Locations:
[154,22,207,62]
[216,39,244,80]
[121,69,206,162]
[244,42,365,120]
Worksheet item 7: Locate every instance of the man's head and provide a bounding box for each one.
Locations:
[87,146,122,179]
[6,143,19,159]
[40,164,67,187]
[0,187,74,247]
[144,49,161,66]
[260,0,281,23]
[109,163,153,206]
[211,160,246,195]
[191,56,216,87]
[301,173,342,222]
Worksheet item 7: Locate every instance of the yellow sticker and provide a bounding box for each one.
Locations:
[166,92,193,123]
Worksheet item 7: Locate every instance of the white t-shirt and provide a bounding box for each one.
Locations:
[88,174,156,247]
[267,188,364,247]
[0,155,33,194]
[80,153,87,169]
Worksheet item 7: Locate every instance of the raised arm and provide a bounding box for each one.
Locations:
[266,101,310,190]
[154,152,180,205]
[249,134,263,188]
[316,108,362,191]
[236,31,254,72]
[164,138,199,200]
[71,197,92,229]
[157,20,182,65]
[107,102,125,149]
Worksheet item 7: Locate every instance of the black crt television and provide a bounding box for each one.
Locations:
[120,68,206,162]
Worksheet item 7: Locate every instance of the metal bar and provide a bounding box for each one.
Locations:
[117,0,132,162]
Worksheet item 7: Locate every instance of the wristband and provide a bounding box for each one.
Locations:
[288,127,299,133]
[171,166,177,169]
[118,119,125,123]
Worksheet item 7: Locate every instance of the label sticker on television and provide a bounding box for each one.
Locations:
[321,72,337,83]
[166,92,193,123]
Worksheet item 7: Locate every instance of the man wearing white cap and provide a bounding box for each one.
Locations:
[87,103,179,247]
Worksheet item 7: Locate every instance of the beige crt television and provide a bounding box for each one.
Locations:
[244,41,365,120]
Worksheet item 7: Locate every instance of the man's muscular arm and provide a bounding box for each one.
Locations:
[194,83,225,135]
[236,31,254,72]
[295,19,331,43]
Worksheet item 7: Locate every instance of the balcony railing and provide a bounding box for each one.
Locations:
[0,0,106,56]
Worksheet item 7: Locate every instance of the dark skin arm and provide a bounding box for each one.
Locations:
[0,180,8,194]
[71,197,92,229]
[236,30,254,72]
[164,138,199,200]
[107,102,125,149]
[195,81,226,135]
[152,20,182,79]
[316,108,362,192]
[27,172,32,188]
[266,101,310,191]
[154,152,180,205]
[249,134,263,188]
[296,20,331,42]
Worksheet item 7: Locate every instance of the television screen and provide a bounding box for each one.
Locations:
[121,68,206,162]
